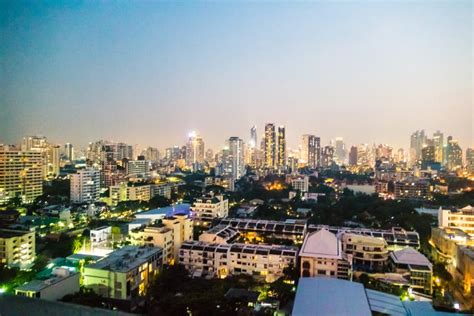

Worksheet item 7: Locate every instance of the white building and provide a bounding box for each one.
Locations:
[180,241,298,282]
[70,168,100,203]
[291,176,309,193]
[90,226,112,248]
[299,228,352,280]
[15,268,80,301]
[390,247,432,294]
[83,246,162,300]
[341,233,389,272]
[438,205,474,236]
[0,229,35,270]
[127,160,150,177]
[192,194,229,226]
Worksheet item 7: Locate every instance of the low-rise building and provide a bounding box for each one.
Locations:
[0,229,35,269]
[390,247,432,294]
[438,205,474,236]
[130,214,192,264]
[199,225,239,244]
[179,241,298,282]
[192,194,229,226]
[299,228,352,280]
[341,233,389,272]
[394,178,430,200]
[83,246,162,300]
[15,267,80,301]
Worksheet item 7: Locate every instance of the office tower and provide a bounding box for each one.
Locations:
[250,126,257,149]
[348,146,358,166]
[185,132,205,167]
[334,137,346,165]
[410,130,427,166]
[433,131,444,164]
[45,145,60,179]
[0,145,43,204]
[321,146,334,168]
[70,168,100,203]
[375,144,393,161]
[277,126,286,170]
[264,124,276,169]
[227,137,245,179]
[127,160,150,177]
[466,148,474,173]
[421,144,435,164]
[165,146,181,161]
[64,143,74,161]
[117,143,134,160]
[205,149,214,163]
[143,147,159,162]
[300,135,320,169]
[446,136,463,171]
[395,148,405,163]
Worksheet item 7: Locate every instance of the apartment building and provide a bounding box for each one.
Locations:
[83,246,162,300]
[341,233,389,272]
[299,228,352,280]
[0,229,35,269]
[390,247,432,294]
[438,205,474,235]
[15,268,80,301]
[393,178,430,200]
[70,168,100,203]
[130,214,193,265]
[179,241,298,282]
[192,194,229,226]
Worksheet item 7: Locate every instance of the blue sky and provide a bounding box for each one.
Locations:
[1,1,472,151]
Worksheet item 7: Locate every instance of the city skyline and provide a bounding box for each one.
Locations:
[1,1,472,150]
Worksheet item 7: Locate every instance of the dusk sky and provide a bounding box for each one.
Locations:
[1,1,472,152]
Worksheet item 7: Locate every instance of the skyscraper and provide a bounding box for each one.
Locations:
[277,126,286,170]
[321,146,334,168]
[227,137,245,179]
[64,143,74,161]
[410,130,427,166]
[466,148,474,174]
[264,124,276,169]
[300,135,320,169]
[446,136,462,171]
[0,145,43,204]
[348,146,358,166]
[334,137,346,165]
[433,130,444,164]
[70,168,100,203]
[250,126,257,149]
[185,131,205,167]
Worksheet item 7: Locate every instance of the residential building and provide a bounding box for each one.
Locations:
[456,246,474,296]
[64,143,74,161]
[0,229,35,269]
[179,241,298,282]
[227,137,245,179]
[349,146,358,166]
[299,228,352,280]
[277,126,286,170]
[446,136,463,171]
[394,177,430,200]
[438,205,474,235]
[291,176,309,193]
[70,168,100,203]
[390,247,432,294]
[341,233,389,272]
[83,246,163,300]
[192,194,229,226]
[15,268,80,301]
[264,123,276,169]
[300,134,320,169]
[130,214,193,264]
[185,132,205,167]
[199,225,240,244]
[127,160,150,178]
[466,148,474,174]
[0,146,43,204]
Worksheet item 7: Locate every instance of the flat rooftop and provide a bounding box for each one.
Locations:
[86,246,161,273]
[135,203,190,218]
[0,229,32,238]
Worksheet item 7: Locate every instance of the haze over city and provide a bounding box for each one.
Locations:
[1,1,472,151]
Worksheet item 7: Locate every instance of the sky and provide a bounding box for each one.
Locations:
[1,1,472,152]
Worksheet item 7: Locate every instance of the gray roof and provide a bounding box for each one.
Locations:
[292,278,372,316]
[85,246,161,273]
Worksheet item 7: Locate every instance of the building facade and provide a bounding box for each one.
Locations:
[70,168,100,203]
[0,229,35,269]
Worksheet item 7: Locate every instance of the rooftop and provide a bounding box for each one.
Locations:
[299,228,342,259]
[85,246,161,273]
[390,247,432,269]
[135,203,191,218]
[15,269,79,293]
[0,229,32,238]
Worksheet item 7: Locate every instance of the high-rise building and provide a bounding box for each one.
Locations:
[185,132,205,167]
[143,147,159,162]
[264,124,276,169]
[446,136,463,171]
[250,126,257,149]
[21,136,47,152]
[348,146,358,166]
[433,131,444,164]
[21,136,60,180]
[0,146,43,204]
[116,143,134,160]
[410,130,427,166]
[45,145,60,179]
[300,135,320,169]
[127,160,150,178]
[334,137,346,165]
[64,143,74,161]
[227,137,245,179]
[70,168,100,203]
[321,146,334,168]
[466,148,474,174]
[277,126,286,170]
